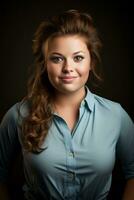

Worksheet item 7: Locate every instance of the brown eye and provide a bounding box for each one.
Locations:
[74,55,84,62]
[50,56,63,63]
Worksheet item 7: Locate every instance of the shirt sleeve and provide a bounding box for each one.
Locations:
[0,103,21,183]
[116,105,134,180]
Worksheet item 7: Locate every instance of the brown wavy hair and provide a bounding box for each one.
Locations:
[21,9,102,153]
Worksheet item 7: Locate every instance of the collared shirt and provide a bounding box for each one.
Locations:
[0,88,134,200]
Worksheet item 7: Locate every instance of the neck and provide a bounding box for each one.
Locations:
[53,87,86,109]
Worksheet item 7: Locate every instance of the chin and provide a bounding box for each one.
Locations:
[56,86,84,94]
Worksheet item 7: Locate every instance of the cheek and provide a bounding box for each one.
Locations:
[78,64,90,77]
[46,63,58,76]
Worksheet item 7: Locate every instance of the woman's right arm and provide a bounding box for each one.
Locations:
[0,103,21,200]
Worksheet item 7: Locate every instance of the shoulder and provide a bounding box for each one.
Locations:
[93,93,122,115]
[91,93,133,134]
[93,92,133,125]
[0,99,30,127]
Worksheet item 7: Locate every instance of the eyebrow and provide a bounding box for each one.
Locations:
[73,51,85,55]
[49,51,85,56]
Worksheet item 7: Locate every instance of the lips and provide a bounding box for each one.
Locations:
[60,76,77,79]
[59,76,77,83]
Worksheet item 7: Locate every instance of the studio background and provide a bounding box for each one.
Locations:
[0,0,133,199]
[0,0,133,120]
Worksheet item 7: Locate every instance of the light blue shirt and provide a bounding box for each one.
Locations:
[0,88,134,200]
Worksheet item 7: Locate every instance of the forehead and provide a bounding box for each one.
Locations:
[46,35,89,54]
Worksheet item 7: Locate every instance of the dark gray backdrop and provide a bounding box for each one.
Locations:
[0,0,133,121]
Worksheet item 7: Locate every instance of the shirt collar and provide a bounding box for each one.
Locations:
[81,86,95,112]
[53,86,95,116]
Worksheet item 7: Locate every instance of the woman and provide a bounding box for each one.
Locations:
[0,9,134,200]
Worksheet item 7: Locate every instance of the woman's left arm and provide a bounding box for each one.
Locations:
[122,178,134,200]
[116,105,134,200]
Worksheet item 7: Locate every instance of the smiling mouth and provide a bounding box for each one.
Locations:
[59,76,77,83]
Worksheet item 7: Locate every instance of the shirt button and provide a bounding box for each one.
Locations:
[67,172,75,180]
[69,151,74,157]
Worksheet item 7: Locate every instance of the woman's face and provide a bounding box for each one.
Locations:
[44,35,91,95]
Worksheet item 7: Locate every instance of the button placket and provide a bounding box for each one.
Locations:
[67,172,75,180]
[69,151,74,157]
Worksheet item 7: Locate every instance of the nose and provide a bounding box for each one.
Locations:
[62,59,74,73]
